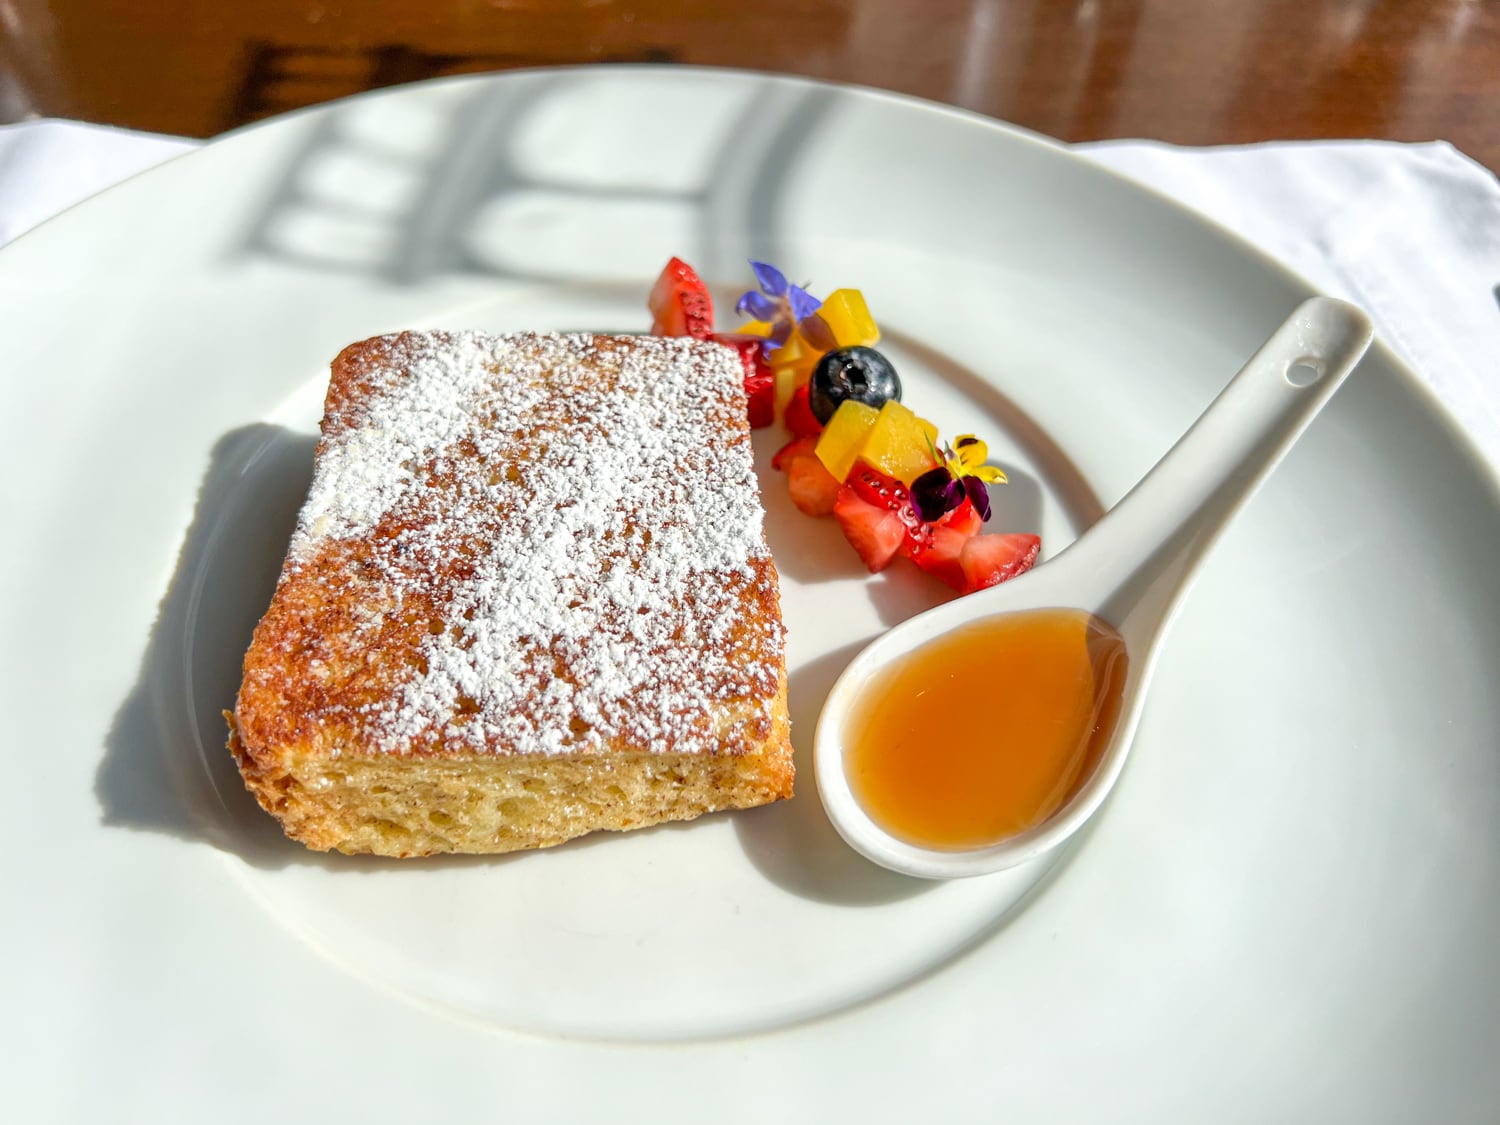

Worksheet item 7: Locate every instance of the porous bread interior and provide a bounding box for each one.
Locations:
[229,680,793,858]
[240,744,791,858]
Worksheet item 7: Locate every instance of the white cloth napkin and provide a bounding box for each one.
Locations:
[3,119,1497,466]
[1081,139,1500,468]
[0,120,195,246]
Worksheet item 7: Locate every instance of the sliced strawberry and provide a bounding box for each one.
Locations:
[714,333,774,429]
[785,383,823,439]
[649,257,714,340]
[786,456,840,517]
[832,487,906,572]
[845,464,902,508]
[938,497,983,538]
[772,435,819,471]
[910,525,968,590]
[958,533,1041,594]
[911,500,984,591]
[846,467,931,557]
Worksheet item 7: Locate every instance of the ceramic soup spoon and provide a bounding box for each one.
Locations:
[814,297,1374,879]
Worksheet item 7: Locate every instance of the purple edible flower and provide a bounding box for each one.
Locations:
[735,259,821,351]
[910,434,1005,523]
[961,474,992,521]
[911,467,992,522]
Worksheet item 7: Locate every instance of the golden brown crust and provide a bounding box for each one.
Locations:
[231,331,792,856]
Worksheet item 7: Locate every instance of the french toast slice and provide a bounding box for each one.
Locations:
[230,331,792,857]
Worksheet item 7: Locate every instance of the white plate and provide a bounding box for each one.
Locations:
[4,68,1499,1121]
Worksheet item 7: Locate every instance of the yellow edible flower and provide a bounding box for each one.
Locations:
[950,435,1008,484]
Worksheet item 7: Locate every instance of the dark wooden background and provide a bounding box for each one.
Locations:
[2,0,1497,173]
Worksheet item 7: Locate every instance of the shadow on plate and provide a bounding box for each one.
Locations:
[229,69,839,289]
[732,641,933,907]
[888,327,1107,535]
[99,425,320,867]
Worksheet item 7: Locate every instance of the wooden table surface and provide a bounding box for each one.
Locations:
[3,0,1498,173]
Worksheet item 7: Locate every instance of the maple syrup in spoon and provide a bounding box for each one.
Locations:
[847,609,1127,850]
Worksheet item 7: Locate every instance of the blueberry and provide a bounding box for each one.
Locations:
[808,346,902,424]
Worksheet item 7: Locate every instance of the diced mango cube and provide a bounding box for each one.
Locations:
[771,331,821,419]
[857,400,940,485]
[767,326,807,369]
[815,401,882,482]
[768,330,804,370]
[770,329,822,389]
[812,288,880,348]
[784,351,822,386]
[774,365,802,418]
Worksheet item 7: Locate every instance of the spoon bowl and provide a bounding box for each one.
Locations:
[815,297,1375,879]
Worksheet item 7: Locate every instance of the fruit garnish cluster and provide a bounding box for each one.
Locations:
[648,257,1040,595]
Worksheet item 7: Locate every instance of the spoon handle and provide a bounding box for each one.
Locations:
[1060,297,1374,626]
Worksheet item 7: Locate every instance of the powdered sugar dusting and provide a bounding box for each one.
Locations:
[283,331,783,758]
